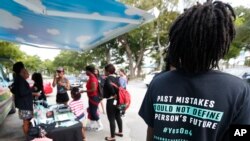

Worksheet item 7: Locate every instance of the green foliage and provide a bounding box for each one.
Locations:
[0,41,24,60]
[42,59,54,75]
[234,6,250,46]
[0,41,24,70]
[93,39,119,67]
[22,55,43,72]
[224,6,250,60]
[224,43,241,60]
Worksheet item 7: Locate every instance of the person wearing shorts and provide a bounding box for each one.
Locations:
[12,62,34,136]
[52,67,70,105]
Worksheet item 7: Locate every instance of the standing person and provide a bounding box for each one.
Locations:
[103,64,123,141]
[139,1,250,141]
[52,67,70,105]
[82,65,103,131]
[12,62,33,136]
[69,87,87,141]
[118,69,127,89]
[31,72,46,101]
[94,68,106,114]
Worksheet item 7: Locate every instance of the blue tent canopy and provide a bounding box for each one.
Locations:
[0,0,159,51]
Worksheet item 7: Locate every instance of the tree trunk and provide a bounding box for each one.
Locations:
[137,61,142,77]
[155,19,165,71]
[119,35,135,78]
[158,35,165,71]
[125,44,135,78]
[105,45,111,64]
[135,45,146,77]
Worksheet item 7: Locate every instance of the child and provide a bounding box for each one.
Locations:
[69,87,87,141]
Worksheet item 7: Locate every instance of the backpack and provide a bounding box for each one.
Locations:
[110,82,131,110]
[97,81,103,100]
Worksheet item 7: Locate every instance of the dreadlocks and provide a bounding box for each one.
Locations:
[166,0,236,73]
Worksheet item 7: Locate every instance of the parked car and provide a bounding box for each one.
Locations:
[223,67,250,78]
[43,80,53,95]
[143,71,161,87]
[78,73,89,86]
[223,67,250,85]
[26,78,53,95]
[67,76,81,89]
[0,59,16,125]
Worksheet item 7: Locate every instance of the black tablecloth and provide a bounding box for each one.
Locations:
[27,122,83,141]
[47,122,83,141]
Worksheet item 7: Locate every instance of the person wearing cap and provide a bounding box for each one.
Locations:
[52,67,70,105]
[12,61,34,136]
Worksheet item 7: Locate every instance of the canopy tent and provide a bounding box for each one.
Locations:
[0,0,159,51]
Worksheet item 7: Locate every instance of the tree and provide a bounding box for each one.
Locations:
[42,59,54,75]
[224,6,250,60]
[0,41,24,60]
[22,55,43,72]
[92,39,119,68]
[0,41,25,71]
[118,0,179,77]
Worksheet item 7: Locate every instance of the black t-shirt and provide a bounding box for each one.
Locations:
[13,75,33,111]
[103,75,120,98]
[139,70,250,141]
[32,83,46,101]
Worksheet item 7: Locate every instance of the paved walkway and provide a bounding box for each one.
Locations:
[86,114,132,141]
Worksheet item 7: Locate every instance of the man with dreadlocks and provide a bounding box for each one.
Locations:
[139,1,250,141]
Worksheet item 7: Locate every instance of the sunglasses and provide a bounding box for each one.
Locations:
[56,70,62,73]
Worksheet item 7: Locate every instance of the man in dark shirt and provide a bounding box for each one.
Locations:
[139,1,250,141]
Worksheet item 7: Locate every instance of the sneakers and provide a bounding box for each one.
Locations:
[86,120,96,131]
[86,120,103,131]
[96,125,103,131]
[96,119,103,131]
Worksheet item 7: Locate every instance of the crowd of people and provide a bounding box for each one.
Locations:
[11,62,128,141]
[10,1,250,141]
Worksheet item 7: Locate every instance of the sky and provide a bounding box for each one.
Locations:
[20,0,250,61]
[20,45,60,61]
[224,0,250,7]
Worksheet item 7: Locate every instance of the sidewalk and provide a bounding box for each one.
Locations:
[86,114,132,141]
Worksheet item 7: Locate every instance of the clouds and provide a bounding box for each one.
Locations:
[0,9,23,30]
[76,35,91,48]
[0,0,151,51]
[28,34,38,39]
[91,12,101,16]
[125,5,145,16]
[47,28,60,35]
[16,37,25,43]
[28,0,44,8]
[18,0,45,14]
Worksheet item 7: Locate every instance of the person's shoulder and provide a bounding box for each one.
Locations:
[106,75,116,80]
[211,70,246,84]
[64,77,69,81]
[90,75,98,82]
